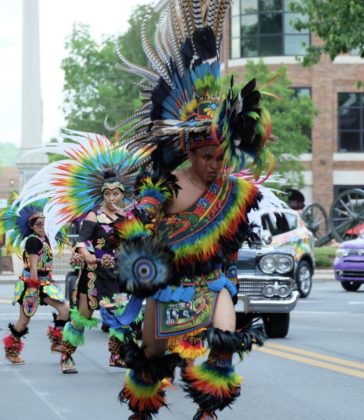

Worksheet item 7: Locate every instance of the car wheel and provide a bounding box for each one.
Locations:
[236,312,253,331]
[263,313,290,338]
[341,281,362,292]
[295,260,312,298]
[65,271,78,308]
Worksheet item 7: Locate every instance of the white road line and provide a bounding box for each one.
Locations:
[348,301,364,305]
[293,311,351,315]
[12,370,72,419]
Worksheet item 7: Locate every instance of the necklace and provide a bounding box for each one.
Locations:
[183,169,207,191]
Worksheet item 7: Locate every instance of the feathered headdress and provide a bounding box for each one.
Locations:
[17,130,152,246]
[109,0,274,174]
[0,200,45,255]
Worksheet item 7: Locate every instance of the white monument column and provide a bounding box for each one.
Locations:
[17,0,48,188]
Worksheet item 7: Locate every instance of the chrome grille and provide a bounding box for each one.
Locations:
[342,270,364,279]
[238,279,292,300]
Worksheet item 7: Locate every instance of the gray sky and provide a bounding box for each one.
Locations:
[0,0,155,147]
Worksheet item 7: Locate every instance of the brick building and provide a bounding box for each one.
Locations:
[155,0,364,212]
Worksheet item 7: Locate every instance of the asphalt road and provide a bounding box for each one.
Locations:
[0,278,363,420]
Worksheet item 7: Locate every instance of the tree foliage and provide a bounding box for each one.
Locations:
[60,6,315,187]
[61,4,158,135]
[240,61,317,187]
[0,143,18,167]
[290,0,364,69]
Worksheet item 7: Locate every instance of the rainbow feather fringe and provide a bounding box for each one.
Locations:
[182,362,242,411]
[168,330,208,360]
[170,177,260,268]
[138,177,174,207]
[113,217,151,241]
[119,370,170,415]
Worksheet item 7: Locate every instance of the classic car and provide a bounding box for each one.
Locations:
[236,244,299,338]
[334,231,364,291]
[250,206,315,298]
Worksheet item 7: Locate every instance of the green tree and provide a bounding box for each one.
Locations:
[61,4,158,135]
[290,0,364,70]
[240,61,317,187]
[0,143,18,167]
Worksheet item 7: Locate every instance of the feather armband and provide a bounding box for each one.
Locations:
[135,171,180,220]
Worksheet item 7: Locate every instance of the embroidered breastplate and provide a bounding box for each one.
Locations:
[158,176,260,270]
[23,235,53,273]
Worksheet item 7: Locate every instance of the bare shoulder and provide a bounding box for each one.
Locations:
[168,170,205,213]
[85,211,97,222]
[172,169,184,185]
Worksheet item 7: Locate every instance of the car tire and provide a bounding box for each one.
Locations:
[341,281,362,292]
[235,313,253,331]
[263,313,290,338]
[65,271,78,308]
[295,260,312,298]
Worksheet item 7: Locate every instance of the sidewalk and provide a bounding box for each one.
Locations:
[0,269,335,285]
[0,273,65,285]
[313,268,335,281]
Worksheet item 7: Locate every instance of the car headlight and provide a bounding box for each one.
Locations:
[259,255,277,274]
[336,248,349,257]
[263,284,276,298]
[259,254,294,274]
[276,255,294,274]
[262,282,292,298]
[277,284,290,298]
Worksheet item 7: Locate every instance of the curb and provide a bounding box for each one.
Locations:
[0,271,335,285]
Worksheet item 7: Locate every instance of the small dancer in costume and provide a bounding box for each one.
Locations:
[62,171,134,372]
[109,1,275,418]
[1,202,69,365]
[16,132,148,373]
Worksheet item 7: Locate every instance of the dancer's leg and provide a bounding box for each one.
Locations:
[44,297,70,353]
[3,306,30,364]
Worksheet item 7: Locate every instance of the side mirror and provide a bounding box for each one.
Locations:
[261,229,272,246]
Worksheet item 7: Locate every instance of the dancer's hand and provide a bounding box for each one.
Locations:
[85,253,96,265]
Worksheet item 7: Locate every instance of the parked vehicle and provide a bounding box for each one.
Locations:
[252,207,315,298]
[334,231,364,291]
[65,269,78,308]
[236,244,299,338]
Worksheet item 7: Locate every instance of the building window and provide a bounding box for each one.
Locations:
[231,0,310,59]
[338,93,364,152]
[292,87,312,151]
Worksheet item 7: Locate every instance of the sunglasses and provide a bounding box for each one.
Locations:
[34,222,45,227]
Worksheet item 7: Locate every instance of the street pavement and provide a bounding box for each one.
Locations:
[0,274,363,420]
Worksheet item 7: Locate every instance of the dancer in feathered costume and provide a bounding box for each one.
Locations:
[109,1,275,418]
[0,200,70,365]
[16,132,149,373]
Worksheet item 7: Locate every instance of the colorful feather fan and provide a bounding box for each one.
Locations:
[16,130,152,247]
[0,198,67,256]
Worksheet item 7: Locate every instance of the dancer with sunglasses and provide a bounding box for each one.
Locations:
[1,202,70,365]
